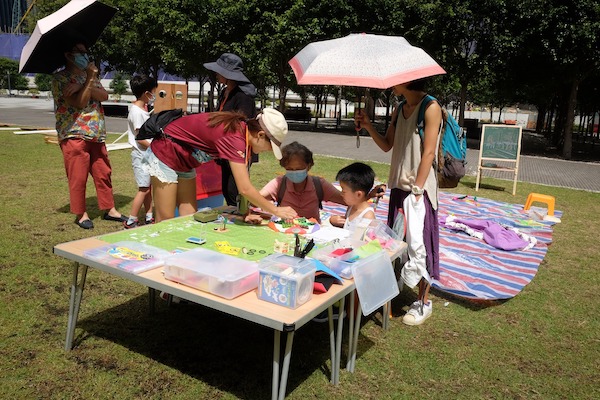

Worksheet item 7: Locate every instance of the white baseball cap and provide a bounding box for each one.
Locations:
[257,108,288,160]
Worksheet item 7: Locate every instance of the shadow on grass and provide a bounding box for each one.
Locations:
[76,293,375,398]
[460,180,508,192]
[56,193,133,217]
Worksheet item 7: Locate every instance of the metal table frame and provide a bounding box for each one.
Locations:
[55,237,355,400]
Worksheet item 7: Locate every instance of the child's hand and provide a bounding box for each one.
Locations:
[329,215,345,228]
[369,184,386,199]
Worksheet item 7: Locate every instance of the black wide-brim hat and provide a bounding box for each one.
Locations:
[203,53,250,83]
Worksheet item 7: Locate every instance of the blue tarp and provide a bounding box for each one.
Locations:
[0,33,29,61]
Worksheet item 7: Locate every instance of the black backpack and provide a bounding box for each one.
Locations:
[136,108,184,140]
[277,176,324,209]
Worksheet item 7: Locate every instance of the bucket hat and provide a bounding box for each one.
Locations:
[257,108,288,160]
[203,53,250,83]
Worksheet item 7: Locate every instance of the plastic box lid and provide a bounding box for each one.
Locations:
[164,248,259,299]
[83,241,171,274]
[352,250,399,316]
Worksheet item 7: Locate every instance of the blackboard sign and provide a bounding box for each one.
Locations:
[476,124,523,195]
[481,125,522,160]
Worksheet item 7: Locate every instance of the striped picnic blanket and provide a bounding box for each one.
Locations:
[321,190,561,301]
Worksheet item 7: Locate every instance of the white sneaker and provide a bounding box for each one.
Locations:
[402,300,432,326]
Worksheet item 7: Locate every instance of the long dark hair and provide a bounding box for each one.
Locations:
[208,111,261,136]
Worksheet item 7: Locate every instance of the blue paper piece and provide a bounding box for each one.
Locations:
[310,259,343,285]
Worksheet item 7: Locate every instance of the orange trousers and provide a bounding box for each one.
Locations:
[60,138,115,215]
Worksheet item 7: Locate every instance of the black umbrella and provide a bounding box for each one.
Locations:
[19,0,117,74]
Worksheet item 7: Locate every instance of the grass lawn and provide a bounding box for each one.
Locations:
[0,130,598,399]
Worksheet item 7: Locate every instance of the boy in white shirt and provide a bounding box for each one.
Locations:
[124,74,158,228]
[330,162,376,230]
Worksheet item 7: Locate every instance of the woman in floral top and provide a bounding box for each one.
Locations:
[52,38,125,229]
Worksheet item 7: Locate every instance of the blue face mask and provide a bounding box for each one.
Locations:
[73,53,89,70]
[285,169,308,184]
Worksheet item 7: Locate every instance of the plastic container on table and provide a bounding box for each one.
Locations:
[311,238,366,279]
[362,220,406,260]
[83,241,171,274]
[257,254,316,309]
[163,248,259,299]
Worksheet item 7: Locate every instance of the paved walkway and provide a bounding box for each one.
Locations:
[2,97,599,193]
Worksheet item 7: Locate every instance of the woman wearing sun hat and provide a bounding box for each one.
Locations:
[204,53,258,206]
[143,109,297,222]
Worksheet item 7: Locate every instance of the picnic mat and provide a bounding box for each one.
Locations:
[321,190,562,301]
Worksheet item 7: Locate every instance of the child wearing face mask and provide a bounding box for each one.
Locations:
[245,141,346,223]
[124,74,158,228]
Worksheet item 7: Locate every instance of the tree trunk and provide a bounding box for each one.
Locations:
[278,83,287,111]
[459,83,467,126]
[562,78,579,159]
[536,105,546,134]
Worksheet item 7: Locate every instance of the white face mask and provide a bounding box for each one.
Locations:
[146,92,156,106]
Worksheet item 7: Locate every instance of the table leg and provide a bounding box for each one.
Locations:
[333,296,345,384]
[382,301,390,330]
[148,288,156,314]
[327,306,335,382]
[349,298,362,373]
[346,291,355,371]
[65,262,88,351]
[278,331,295,400]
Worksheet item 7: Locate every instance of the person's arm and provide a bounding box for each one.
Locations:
[414,101,442,194]
[354,105,397,152]
[136,135,151,150]
[229,161,297,219]
[321,179,346,205]
[64,63,108,109]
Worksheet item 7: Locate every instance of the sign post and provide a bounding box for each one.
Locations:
[475,124,523,195]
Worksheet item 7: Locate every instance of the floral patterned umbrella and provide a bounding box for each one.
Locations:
[289,33,445,89]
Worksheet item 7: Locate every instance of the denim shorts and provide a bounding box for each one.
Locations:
[143,148,196,184]
[131,150,151,187]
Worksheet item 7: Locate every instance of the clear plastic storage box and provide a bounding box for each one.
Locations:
[351,250,399,316]
[257,254,316,309]
[363,220,406,259]
[311,238,366,279]
[83,241,170,274]
[163,248,259,299]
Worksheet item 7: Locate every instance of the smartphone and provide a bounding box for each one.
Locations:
[186,236,206,245]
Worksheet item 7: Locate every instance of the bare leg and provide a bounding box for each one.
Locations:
[177,177,197,217]
[419,279,431,304]
[152,177,178,222]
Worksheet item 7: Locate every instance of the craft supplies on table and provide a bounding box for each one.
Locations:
[257,254,316,309]
[83,241,171,274]
[163,248,259,299]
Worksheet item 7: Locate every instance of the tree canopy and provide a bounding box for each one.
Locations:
[15,0,600,158]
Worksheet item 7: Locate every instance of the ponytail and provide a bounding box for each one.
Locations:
[207,111,246,133]
[208,111,262,137]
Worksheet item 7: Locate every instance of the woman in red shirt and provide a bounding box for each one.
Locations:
[145,109,297,222]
